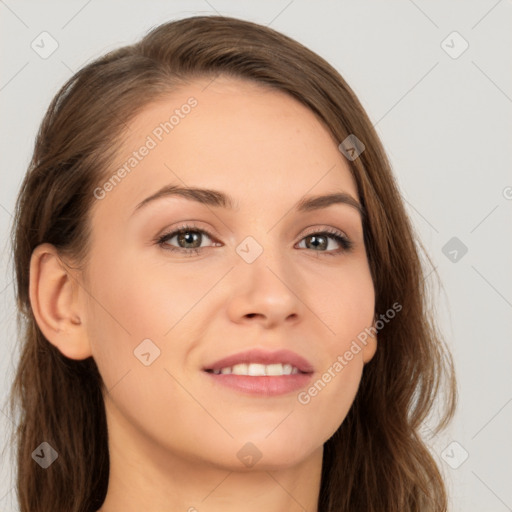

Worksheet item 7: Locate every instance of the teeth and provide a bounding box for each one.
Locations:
[247,363,266,376]
[211,363,301,376]
[266,363,284,376]
[232,363,248,375]
[283,363,293,375]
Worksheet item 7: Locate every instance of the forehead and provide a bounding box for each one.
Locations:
[93,76,358,217]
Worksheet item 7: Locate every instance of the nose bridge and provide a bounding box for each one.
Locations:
[235,228,288,283]
[228,230,301,324]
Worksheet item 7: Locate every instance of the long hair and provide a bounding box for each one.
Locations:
[7,15,456,512]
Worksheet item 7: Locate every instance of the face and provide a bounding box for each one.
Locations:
[81,76,376,471]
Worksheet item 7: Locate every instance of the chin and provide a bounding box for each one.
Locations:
[214,435,321,472]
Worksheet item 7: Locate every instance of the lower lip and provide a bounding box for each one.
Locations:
[203,371,313,396]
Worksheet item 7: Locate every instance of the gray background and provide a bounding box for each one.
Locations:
[1,1,511,510]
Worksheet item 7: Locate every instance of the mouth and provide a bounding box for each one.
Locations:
[203,348,314,396]
[205,362,304,376]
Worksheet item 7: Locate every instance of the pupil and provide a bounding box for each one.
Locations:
[180,231,199,248]
[309,235,326,250]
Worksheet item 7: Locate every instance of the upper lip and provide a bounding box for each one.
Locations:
[203,348,314,374]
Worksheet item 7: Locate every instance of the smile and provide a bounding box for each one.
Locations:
[206,362,302,376]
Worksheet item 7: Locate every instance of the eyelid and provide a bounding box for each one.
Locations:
[155,220,217,240]
[154,223,219,253]
[301,225,348,238]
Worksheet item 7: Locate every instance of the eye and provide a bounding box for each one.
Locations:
[297,227,353,256]
[156,224,353,257]
[156,224,219,257]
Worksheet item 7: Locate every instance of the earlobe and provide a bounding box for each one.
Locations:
[362,335,377,363]
[29,243,93,360]
[362,315,378,364]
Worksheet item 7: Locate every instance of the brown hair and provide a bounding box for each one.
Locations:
[7,15,456,512]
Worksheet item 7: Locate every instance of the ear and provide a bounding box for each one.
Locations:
[29,243,93,360]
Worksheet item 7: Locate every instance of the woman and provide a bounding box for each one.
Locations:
[8,15,456,512]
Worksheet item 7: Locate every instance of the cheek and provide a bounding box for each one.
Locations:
[317,258,375,348]
[293,359,363,448]
[295,273,374,440]
[86,246,192,336]
[83,250,167,384]
[83,246,218,385]
[296,261,374,435]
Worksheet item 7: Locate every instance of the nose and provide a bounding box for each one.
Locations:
[226,251,303,329]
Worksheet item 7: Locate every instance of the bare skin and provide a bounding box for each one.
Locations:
[29,76,377,512]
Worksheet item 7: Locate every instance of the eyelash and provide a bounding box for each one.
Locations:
[155,223,353,258]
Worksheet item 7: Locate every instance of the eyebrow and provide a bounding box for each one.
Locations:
[132,184,365,218]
